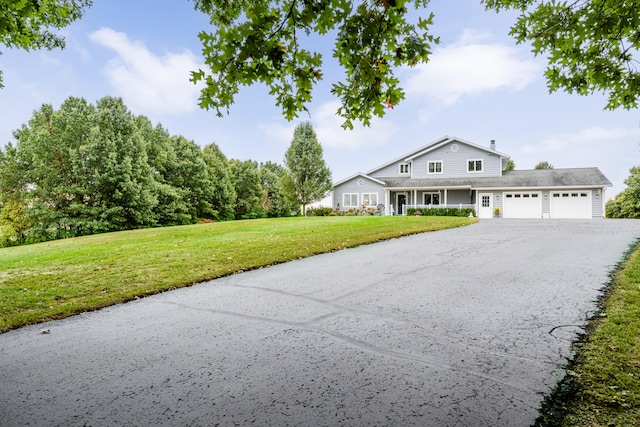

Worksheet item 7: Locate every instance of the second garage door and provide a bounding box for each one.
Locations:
[550,191,592,218]
[503,192,542,218]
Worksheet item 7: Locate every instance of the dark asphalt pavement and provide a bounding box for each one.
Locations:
[2,219,640,426]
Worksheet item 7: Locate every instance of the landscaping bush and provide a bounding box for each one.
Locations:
[332,205,381,216]
[306,206,334,216]
[406,207,475,217]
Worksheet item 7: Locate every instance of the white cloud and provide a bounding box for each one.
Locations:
[313,101,397,149]
[89,27,203,115]
[405,29,540,106]
[259,121,297,146]
[523,126,640,154]
[258,100,398,150]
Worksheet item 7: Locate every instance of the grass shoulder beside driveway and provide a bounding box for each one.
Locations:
[0,215,476,333]
[537,240,640,426]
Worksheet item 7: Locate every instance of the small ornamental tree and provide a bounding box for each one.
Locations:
[282,122,332,216]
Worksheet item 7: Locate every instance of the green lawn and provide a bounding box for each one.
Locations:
[0,215,475,332]
[537,241,640,426]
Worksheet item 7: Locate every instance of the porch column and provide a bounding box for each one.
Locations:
[414,189,417,208]
[444,189,448,207]
[385,190,390,215]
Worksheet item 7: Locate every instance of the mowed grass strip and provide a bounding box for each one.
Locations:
[539,241,640,426]
[0,215,476,332]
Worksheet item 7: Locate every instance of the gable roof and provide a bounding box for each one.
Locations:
[379,168,612,189]
[404,136,510,161]
[332,172,386,188]
[365,135,509,175]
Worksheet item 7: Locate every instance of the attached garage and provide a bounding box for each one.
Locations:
[502,192,542,218]
[550,191,592,219]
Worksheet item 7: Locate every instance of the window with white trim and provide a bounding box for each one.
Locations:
[399,163,410,175]
[423,192,440,205]
[362,193,378,207]
[343,193,358,207]
[428,161,443,174]
[467,159,483,173]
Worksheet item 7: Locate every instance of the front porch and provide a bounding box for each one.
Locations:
[384,188,476,216]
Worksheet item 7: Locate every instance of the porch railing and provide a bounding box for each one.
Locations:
[387,203,476,215]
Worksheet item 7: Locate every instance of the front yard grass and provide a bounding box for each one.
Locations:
[0,215,475,333]
[537,240,640,426]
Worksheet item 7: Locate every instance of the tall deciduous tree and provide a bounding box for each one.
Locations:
[139,117,216,224]
[230,159,265,220]
[0,96,231,245]
[0,0,92,87]
[484,0,640,110]
[191,0,640,125]
[202,143,236,221]
[282,122,332,216]
[191,0,438,128]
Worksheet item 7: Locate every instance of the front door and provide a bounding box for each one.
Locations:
[478,193,493,218]
[397,194,406,215]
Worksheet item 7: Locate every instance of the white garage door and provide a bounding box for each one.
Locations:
[550,191,592,218]
[503,192,542,218]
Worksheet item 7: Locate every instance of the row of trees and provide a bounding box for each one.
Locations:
[0,97,332,246]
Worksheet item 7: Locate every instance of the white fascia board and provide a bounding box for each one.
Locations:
[333,173,386,188]
[473,185,611,191]
[386,185,472,191]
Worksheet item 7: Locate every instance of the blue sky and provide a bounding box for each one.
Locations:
[1,0,638,199]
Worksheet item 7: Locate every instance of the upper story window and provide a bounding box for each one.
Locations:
[467,159,483,173]
[399,163,410,175]
[428,161,443,174]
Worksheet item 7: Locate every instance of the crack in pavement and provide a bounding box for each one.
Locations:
[160,299,538,395]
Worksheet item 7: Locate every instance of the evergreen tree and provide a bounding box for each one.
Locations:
[282,122,332,216]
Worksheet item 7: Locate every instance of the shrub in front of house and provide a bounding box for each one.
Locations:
[331,205,381,216]
[406,207,475,217]
[306,206,334,216]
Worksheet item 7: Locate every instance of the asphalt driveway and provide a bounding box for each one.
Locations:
[2,219,640,426]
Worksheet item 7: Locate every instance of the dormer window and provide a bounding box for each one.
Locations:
[399,163,410,175]
[467,159,483,173]
[428,161,443,174]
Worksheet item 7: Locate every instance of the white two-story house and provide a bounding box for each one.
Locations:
[332,136,611,219]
